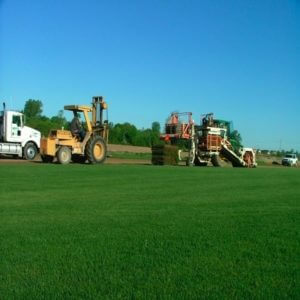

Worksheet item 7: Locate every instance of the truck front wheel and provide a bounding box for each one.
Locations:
[24,142,38,160]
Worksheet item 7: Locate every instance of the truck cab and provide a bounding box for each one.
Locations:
[282,153,298,167]
[0,110,41,160]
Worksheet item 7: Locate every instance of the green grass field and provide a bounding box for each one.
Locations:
[0,164,299,299]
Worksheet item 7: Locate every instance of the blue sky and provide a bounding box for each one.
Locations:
[0,0,299,150]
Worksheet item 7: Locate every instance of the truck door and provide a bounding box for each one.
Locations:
[10,114,23,142]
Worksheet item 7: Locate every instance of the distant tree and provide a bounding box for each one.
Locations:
[108,121,162,147]
[136,129,152,147]
[151,122,160,133]
[24,99,43,119]
[151,121,161,146]
[108,122,121,144]
[122,123,138,144]
[50,110,68,130]
[23,101,71,136]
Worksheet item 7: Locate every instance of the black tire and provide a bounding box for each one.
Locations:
[41,155,54,163]
[211,155,220,167]
[72,154,87,164]
[194,156,208,167]
[24,142,38,160]
[86,136,107,164]
[57,146,71,165]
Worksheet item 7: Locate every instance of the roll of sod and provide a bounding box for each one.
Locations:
[152,145,179,165]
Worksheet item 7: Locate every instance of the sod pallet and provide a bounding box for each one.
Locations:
[152,144,179,165]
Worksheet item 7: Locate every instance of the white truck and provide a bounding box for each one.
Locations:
[282,153,298,167]
[0,107,41,160]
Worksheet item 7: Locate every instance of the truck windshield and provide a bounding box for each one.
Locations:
[285,154,294,158]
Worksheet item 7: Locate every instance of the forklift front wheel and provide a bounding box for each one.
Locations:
[57,146,72,165]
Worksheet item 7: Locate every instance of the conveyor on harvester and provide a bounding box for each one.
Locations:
[220,144,246,167]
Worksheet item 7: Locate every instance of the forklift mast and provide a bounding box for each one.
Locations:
[92,96,108,127]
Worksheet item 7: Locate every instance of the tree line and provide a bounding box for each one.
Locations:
[22,99,161,147]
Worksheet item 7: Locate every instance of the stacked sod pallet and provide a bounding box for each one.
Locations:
[152,145,179,165]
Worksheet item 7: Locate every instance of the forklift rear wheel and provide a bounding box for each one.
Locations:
[24,142,38,160]
[57,146,72,165]
[86,136,107,164]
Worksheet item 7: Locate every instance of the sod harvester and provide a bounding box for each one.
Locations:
[40,96,109,164]
[160,112,257,168]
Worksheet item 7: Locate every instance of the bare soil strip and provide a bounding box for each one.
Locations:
[0,157,150,165]
[0,146,297,167]
[108,144,151,153]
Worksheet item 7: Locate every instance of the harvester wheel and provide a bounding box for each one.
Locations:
[211,155,221,167]
[57,146,72,165]
[194,156,208,167]
[41,155,54,163]
[24,142,38,160]
[86,136,107,164]
[72,155,87,164]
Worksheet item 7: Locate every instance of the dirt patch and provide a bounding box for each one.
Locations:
[0,156,150,166]
[2,148,296,168]
[0,158,31,164]
[105,158,150,165]
[108,144,151,153]
[0,144,151,165]
[257,154,282,166]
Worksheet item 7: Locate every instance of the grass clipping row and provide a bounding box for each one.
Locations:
[152,144,179,165]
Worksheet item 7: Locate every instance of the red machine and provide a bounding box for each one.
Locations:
[161,112,194,142]
[160,112,257,168]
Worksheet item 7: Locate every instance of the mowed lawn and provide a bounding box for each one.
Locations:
[0,164,299,299]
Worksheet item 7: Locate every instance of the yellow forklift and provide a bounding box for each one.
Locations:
[40,96,109,164]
